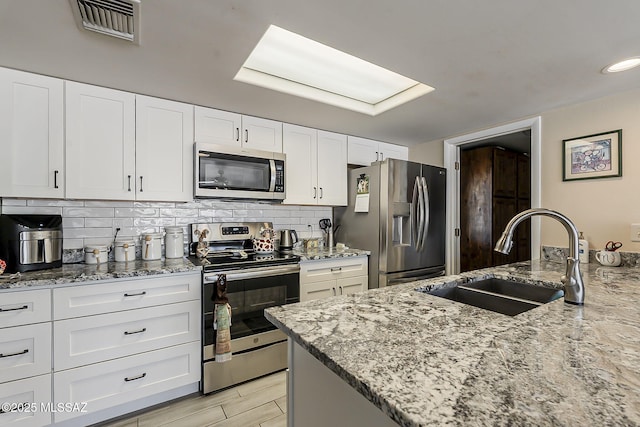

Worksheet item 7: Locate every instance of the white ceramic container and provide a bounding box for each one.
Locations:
[114,240,136,262]
[141,233,162,261]
[164,227,184,259]
[84,245,109,264]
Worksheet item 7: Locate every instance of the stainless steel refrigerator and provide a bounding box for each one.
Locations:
[334,159,446,288]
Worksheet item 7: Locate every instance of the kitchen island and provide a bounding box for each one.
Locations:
[265,260,640,426]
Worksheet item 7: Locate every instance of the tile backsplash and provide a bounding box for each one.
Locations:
[0,198,332,254]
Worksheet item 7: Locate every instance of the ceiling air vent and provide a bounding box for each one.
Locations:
[69,0,141,44]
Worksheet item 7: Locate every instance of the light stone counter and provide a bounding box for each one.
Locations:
[0,258,201,290]
[266,260,640,426]
[293,246,370,261]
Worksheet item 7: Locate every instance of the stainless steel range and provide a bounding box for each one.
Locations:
[189,222,300,394]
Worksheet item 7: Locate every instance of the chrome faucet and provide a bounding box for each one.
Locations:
[494,208,585,305]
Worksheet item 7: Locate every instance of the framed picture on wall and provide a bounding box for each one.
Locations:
[562,129,622,181]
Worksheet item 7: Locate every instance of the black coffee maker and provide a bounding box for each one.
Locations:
[0,214,63,273]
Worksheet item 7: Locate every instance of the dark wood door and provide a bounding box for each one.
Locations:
[493,149,517,198]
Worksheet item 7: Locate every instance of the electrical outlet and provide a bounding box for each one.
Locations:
[631,223,640,242]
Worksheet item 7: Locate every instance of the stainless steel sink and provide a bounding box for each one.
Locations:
[424,278,564,316]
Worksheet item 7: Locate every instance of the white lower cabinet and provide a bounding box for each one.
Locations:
[300,256,368,302]
[0,289,51,329]
[53,341,200,423]
[54,300,200,370]
[0,323,51,383]
[0,374,53,427]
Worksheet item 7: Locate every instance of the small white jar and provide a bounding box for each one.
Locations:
[141,233,162,261]
[114,240,136,262]
[84,245,109,264]
[164,227,184,259]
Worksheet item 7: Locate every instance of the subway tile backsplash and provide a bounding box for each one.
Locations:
[1,198,332,255]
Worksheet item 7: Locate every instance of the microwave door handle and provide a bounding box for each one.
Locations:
[269,160,276,192]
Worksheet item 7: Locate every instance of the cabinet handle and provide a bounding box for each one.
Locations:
[245,129,249,143]
[380,152,384,160]
[313,187,317,199]
[332,288,336,296]
[375,151,379,160]
[124,372,147,382]
[319,187,323,199]
[330,267,342,272]
[236,127,240,142]
[0,305,28,312]
[124,291,147,297]
[0,349,29,358]
[139,176,144,192]
[339,286,343,294]
[54,170,59,189]
[124,327,147,335]
[127,175,132,192]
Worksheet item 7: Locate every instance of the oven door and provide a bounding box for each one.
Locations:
[195,143,285,200]
[202,264,299,361]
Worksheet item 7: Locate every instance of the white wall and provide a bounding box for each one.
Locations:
[0,198,331,250]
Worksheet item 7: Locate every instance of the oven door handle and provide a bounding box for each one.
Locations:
[204,265,300,282]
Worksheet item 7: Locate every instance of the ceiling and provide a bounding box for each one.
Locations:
[1,0,639,147]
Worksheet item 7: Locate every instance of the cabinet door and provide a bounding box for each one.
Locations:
[65,82,135,200]
[300,280,336,302]
[492,148,517,198]
[0,68,64,198]
[492,197,518,266]
[0,323,51,383]
[194,106,241,147]
[136,96,194,201]
[317,131,347,206]
[378,141,408,161]
[337,276,367,296]
[242,115,283,152]
[0,374,52,427]
[347,136,378,166]
[517,153,531,199]
[283,124,317,205]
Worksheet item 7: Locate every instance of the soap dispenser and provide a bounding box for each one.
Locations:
[578,231,589,264]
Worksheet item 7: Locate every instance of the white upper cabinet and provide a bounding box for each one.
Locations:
[195,106,283,152]
[65,81,136,200]
[283,124,347,206]
[0,68,64,198]
[347,136,408,166]
[317,130,347,206]
[136,95,194,202]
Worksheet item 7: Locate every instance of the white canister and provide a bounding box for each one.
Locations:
[164,227,184,259]
[84,245,109,264]
[141,233,162,261]
[114,240,137,262]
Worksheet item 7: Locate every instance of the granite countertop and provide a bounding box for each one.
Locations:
[0,258,201,290]
[265,260,640,426]
[293,246,370,261]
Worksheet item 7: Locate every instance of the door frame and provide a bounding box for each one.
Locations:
[443,117,542,274]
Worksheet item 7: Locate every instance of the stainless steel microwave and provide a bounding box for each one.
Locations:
[194,143,286,201]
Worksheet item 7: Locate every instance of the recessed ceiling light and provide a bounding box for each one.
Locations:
[602,57,640,74]
[234,25,434,116]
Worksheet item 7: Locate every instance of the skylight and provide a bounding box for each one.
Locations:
[234,25,434,116]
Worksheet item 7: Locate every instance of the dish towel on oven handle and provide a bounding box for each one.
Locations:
[212,274,232,362]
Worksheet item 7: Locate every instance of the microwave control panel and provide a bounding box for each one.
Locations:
[275,161,285,193]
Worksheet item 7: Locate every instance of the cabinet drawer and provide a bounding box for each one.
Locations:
[300,279,339,302]
[53,341,200,422]
[53,272,200,319]
[300,257,368,283]
[0,290,51,328]
[54,300,200,370]
[0,323,51,383]
[0,374,52,427]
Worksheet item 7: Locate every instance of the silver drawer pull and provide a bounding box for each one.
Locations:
[0,349,29,358]
[330,267,342,272]
[0,401,30,414]
[124,372,146,382]
[124,328,147,336]
[0,305,28,312]
[124,291,147,297]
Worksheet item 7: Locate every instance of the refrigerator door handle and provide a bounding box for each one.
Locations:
[416,176,426,251]
[411,176,421,249]
[421,176,430,251]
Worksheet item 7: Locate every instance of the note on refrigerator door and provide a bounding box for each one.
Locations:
[354,175,370,213]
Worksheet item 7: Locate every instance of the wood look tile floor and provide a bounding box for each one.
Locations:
[94,371,286,427]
